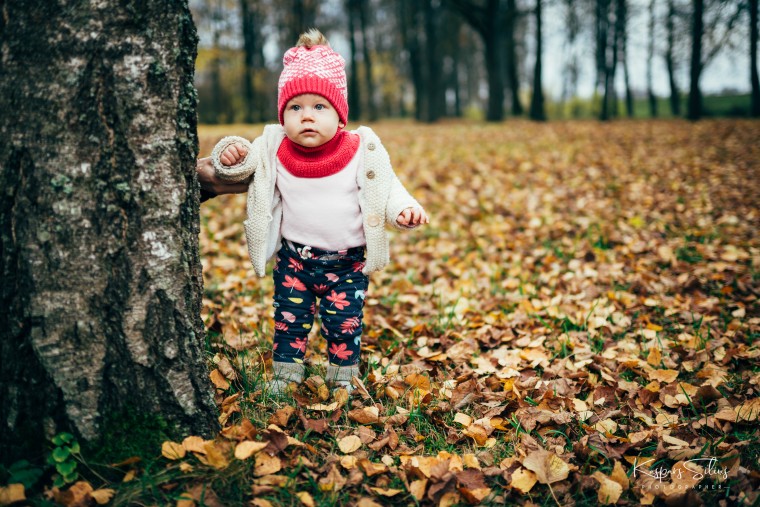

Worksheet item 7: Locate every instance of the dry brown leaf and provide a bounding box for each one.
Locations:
[592,471,623,504]
[510,467,537,493]
[254,453,282,476]
[90,489,115,505]
[348,406,380,424]
[296,491,315,507]
[648,369,679,383]
[209,368,230,390]
[337,435,362,454]
[522,449,570,485]
[234,440,268,460]
[0,484,25,505]
[161,440,186,460]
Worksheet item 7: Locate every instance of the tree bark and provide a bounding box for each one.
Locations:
[647,0,658,117]
[687,0,703,120]
[506,0,523,116]
[0,0,219,460]
[665,0,681,116]
[241,0,266,123]
[751,0,760,117]
[423,0,442,122]
[617,0,633,117]
[348,0,363,121]
[447,0,505,121]
[359,0,378,121]
[529,0,545,121]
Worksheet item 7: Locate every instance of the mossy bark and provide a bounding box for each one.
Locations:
[0,0,219,461]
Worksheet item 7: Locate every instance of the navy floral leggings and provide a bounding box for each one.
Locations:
[272,241,368,366]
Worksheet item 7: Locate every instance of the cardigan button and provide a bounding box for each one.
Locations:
[367,214,381,227]
[367,142,376,151]
[366,170,375,179]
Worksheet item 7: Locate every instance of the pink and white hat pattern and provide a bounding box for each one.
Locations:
[277,44,349,126]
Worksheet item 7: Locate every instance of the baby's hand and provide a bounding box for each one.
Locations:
[220,142,248,166]
[396,207,429,227]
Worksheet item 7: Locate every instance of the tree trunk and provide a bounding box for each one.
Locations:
[647,0,658,117]
[0,0,219,460]
[529,0,545,121]
[241,0,266,123]
[348,0,363,121]
[687,0,703,120]
[751,0,760,117]
[597,0,613,120]
[617,0,633,117]
[359,0,378,121]
[423,0,442,122]
[665,0,680,116]
[506,0,523,116]
[447,0,505,121]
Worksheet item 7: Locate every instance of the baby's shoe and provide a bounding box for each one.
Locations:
[269,361,305,396]
[326,364,359,394]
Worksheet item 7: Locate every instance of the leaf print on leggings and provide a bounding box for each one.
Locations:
[326,290,349,310]
[340,316,360,334]
[282,275,306,292]
[328,342,353,360]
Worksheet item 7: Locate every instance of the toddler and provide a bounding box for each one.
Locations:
[211,29,428,395]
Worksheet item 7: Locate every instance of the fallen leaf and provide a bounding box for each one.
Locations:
[234,440,269,460]
[161,441,186,460]
[592,471,623,504]
[0,484,25,505]
[510,467,537,493]
[254,453,282,476]
[338,435,362,454]
[522,450,570,485]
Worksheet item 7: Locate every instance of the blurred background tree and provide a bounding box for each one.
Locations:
[189,0,757,123]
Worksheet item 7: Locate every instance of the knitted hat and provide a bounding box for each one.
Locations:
[277,31,349,126]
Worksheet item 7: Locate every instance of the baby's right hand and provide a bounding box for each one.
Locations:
[220,142,248,166]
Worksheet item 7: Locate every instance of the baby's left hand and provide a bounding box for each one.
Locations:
[396,207,429,227]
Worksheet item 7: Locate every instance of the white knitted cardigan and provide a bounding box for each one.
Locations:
[210,124,422,277]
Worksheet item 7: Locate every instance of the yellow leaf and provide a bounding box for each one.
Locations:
[357,498,384,507]
[369,487,403,497]
[340,455,358,470]
[91,489,116,505]
[409,479,428,500]
[289,297,303,304]
[735,398,760,421]
[522,449,570,485]
[510,467,537,493]
[592,471,623,505]
[296,491,315,507]
[254,453,282,476]
[454,412,473,426]
[252,499,276,507]
[182,436,207,454]
[162,441,186,460]
[646,347,662,367]
[648,369,679,383]
[338,435,362,454]
[234,440,268,460]
[0,484,25,505]
[203,441,230,470]
[609,461,629,490]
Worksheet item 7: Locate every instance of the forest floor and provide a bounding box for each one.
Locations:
[7,119,757,506]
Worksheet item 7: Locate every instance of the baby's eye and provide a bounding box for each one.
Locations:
[290,104,301,111]
[315,104,325,110]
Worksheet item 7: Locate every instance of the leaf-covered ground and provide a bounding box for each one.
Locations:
[14,120,754,507]
[192,120,760,507]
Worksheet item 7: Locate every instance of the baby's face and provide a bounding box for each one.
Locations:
[283,94,344,148]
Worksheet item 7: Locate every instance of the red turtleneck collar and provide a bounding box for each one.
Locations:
[277,129,360,178]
